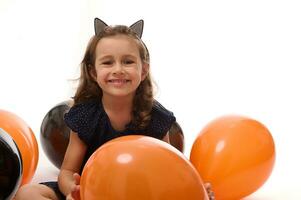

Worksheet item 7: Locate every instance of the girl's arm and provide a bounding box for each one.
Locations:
[58,131,87,197]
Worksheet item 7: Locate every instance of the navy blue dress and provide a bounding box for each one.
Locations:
[41,99,176,199]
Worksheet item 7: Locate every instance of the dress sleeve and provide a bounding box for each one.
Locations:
[64,100,101,145]
[149,101,176,139]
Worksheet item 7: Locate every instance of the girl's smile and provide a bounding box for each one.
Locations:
[107,79,131,87]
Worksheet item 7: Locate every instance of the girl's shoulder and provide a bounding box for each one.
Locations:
[67,98,103,114]
[64,99,105,144]
[148,100,176,139]
[65,99,105,123]
[152,100,175,119]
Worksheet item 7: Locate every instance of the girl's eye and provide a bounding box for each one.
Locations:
[124,60,134,65]
[102,61,113,65]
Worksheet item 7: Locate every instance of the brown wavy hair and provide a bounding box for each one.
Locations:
[73,25,154,129]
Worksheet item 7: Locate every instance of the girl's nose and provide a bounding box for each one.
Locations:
[112,62,125,75]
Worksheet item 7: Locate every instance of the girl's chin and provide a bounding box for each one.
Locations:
[103,91,136,98]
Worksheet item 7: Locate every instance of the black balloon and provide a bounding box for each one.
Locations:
[169,121,185,153]
[40,100,72,169]
[0,128,22,200]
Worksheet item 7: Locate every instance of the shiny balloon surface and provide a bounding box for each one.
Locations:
[0,109,38,185]
[40,100,72,168]
[190,115,275,200]
[81,135,209,200]
[169,121,185,153]
[0,129,22,200]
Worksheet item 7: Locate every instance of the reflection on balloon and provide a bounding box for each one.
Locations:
[81,135,209,200]
[0,109,38,185]
[0,128,22,200]
[190,115,275,200]
[40,100,72,168]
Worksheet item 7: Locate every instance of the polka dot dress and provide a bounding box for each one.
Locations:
[64,98,176,170]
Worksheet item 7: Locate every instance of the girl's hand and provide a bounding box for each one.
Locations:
[204,182,215,200]
[66,173,81,200]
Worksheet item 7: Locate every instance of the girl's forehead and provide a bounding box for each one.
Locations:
[98,35,138,46]
[96,35,140,55]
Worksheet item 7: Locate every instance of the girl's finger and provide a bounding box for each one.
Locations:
[73,173,81,185]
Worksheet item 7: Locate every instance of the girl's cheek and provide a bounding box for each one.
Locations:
[97,68,108,75]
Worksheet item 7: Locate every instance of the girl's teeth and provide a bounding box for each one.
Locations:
[109,80,129,83]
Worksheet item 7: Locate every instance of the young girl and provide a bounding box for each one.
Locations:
[14,18,185,200]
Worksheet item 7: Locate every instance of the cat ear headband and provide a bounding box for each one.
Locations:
[94,18,144,38]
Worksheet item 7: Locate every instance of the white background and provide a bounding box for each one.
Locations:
[1,0,301,199]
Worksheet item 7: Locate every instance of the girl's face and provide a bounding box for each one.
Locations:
[92,35,149,99]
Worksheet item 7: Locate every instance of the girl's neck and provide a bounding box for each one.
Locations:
[102,95,133,131]
[102,95,133,114]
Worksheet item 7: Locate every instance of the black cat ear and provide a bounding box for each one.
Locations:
[94,18,108,36]
[130,20,144,38]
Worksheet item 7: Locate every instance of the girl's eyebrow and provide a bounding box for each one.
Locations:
[122,54,138,59]
[98,54,137,60]
[97,55,112,61]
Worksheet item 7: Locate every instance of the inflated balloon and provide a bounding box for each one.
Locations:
[190,115,275,200]
[0,128,22,200]
[40,100,72,168]
[81,135,208,200]
[169,121,185,153]
[0,109,38,185]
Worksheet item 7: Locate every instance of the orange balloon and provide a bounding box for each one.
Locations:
[81,135,209,200]
[0,109,39,185]
[190,115,275,200]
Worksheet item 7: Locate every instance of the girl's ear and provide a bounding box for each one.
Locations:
[141,63,149,80]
